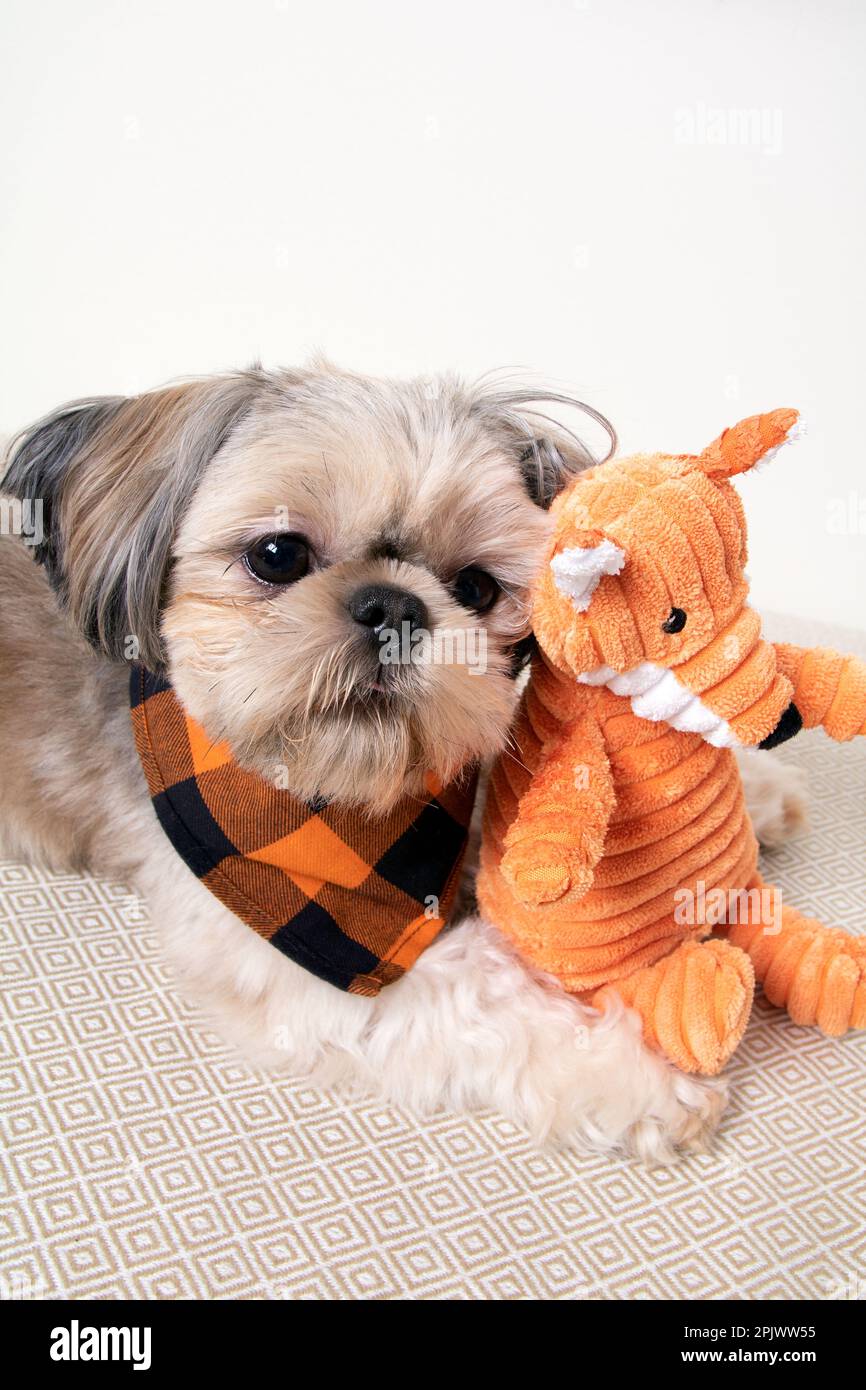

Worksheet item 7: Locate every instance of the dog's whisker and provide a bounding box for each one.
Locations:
[501,747,532,776]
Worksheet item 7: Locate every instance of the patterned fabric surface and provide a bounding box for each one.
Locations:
[131,666,476,996]
[1,614,864,1301]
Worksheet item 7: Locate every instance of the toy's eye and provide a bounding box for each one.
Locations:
[662,607,687,634]
[244,534,311,585]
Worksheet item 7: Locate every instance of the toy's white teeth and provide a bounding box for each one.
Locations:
[577,661,738,748]
[577,665,616,687]
[608,663,660,697]
[631,670,694,720]
[668,699,723,735]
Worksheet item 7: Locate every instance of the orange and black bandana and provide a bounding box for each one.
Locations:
[130,667,477,996]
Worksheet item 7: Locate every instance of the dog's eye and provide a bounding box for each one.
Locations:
[244,534,311,585]
[452,567,499,613]
[662,606,687,634]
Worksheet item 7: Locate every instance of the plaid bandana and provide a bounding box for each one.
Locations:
[130,667,477,996]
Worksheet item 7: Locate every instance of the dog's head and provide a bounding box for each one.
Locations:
[536,409,803,750]
[4,362,613,810]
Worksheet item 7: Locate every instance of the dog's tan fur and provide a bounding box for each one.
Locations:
[0,537,148,872]
[0,362,807,1161]
[164,375,554,811]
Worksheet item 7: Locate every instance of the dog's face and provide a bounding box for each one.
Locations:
[163,380,561,812]
[4,363,611,811]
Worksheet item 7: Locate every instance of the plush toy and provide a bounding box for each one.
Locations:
[478,409,866,1074]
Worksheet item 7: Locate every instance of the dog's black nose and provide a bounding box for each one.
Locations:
[758,701,803,750]
[347,584,428,637]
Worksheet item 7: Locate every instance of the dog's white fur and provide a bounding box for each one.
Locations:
[135,748,801,1164]
[0,364,808,1164]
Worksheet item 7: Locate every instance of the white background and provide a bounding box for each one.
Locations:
[1,0,864,627]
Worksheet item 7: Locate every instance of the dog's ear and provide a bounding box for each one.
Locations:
[516,434,590,509]
[2,371,267,667]
[2,397,125,581]
[470,386,616,510]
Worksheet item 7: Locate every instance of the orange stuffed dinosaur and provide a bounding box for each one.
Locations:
[478,409,866,1075]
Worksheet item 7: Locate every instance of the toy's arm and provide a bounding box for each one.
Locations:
[773,643,866,741]
[500,704,615,906]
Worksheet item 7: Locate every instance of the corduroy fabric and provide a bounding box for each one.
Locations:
[478,410,866,1074]
[130,667,477,996]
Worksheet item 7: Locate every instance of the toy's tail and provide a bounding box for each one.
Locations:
[697,408,800,480]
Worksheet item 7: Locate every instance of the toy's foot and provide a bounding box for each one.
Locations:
[592,939,755,1076]
[500,839,591,906]
[727,908,866,1036]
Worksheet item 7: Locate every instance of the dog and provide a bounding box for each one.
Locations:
[0,360,807,1162]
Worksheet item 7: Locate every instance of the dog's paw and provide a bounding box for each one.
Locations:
[627,1070,729,1165]
[737,748,808,848]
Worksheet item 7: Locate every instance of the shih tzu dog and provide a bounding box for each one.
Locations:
[0,361,806,1162]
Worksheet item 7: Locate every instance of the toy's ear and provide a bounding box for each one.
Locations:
[696,408,801,480]
[550,530,626,612]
